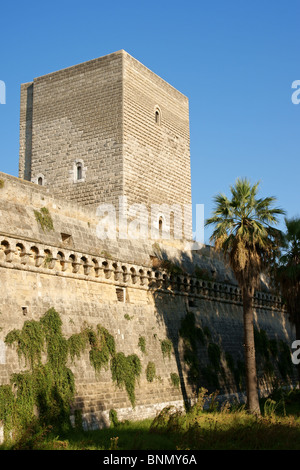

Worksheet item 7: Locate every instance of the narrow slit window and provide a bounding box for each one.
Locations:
[38,177,43,186]
[154,106,161,125]
[159,217,163,237]
[77,163,82,181]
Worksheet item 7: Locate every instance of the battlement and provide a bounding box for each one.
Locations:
[0,232,285,312]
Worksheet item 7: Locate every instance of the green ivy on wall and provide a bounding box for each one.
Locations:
[110,353,141,407]
[146,362,156,382]
[33,207,54,232]
[138,336,146,354]
[0,308,142,441]
[160,338,173,360]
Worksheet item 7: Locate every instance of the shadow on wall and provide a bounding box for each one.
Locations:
[148,244,298,408]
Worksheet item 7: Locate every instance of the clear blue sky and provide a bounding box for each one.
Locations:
[0,0,299,243]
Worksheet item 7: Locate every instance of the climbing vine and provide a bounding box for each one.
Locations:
[2,308,75,437]
[138,336,146,354]
[160,338,173,360]
[110,353,141,407]
[170,372,180,389]
[146,362,156,382]
[1,308,295,442]
[86,325,115,373]
[5,319,44,369]
[0,308,142,441]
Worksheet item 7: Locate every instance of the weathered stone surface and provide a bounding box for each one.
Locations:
[0,52,296,435]
[0,172,296,430]
[19,50,192,239]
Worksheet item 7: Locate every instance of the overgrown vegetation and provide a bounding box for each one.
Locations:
[2,309,75,440]
[160,338,173,360]
[146,362,156,382]
[1,387,299,450]
[34,207,54,232]
[138,336,146,354]
[179,312,204,386]
[0,307,297,448]
[110,353,141,407]
[0,309,142,442]
[170,373,180,389]
[109,409,119,428]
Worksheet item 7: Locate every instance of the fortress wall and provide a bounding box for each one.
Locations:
[18,50,193,239]
[123,52,192,238]
[0,172,296,430]
[0,256,294,429]
[19,51,124,208]
[0,172,235,276]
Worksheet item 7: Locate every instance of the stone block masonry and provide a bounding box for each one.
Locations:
[19,50,192,239]
[0,172,296,431]
[19,52,124,210]
[0,51,297,435]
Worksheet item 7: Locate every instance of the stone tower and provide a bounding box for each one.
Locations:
[19,50,192,239]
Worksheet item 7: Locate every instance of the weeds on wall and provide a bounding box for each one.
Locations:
[146,362,156,382]
[0,308,143,441]
[86,325,115,374]
[170,372,180,389]
[138,336,146,354]
[33,207,54,232]
[109,408,119,428]
[160,339,173,360]
[3,309,74,438]
[110,353,141,407]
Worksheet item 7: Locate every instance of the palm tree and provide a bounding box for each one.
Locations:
[206,178,285,414]
[276,218,300,384]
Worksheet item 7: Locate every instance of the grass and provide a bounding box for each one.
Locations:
[1,388,300,450]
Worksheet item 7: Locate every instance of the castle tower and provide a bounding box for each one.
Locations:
[19,50,192,240]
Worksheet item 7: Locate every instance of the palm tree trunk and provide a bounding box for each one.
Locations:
[242,286,261,415]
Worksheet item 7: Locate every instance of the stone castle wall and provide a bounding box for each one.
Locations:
[0,172,296,431]
[19,51,124,208]
[122,52,192,237]
[18,50,192,238]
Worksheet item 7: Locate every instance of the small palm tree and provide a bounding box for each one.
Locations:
[276,218,300,383]
[206,178,285,414]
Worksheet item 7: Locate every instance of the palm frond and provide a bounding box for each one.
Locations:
[206,178,285,288]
